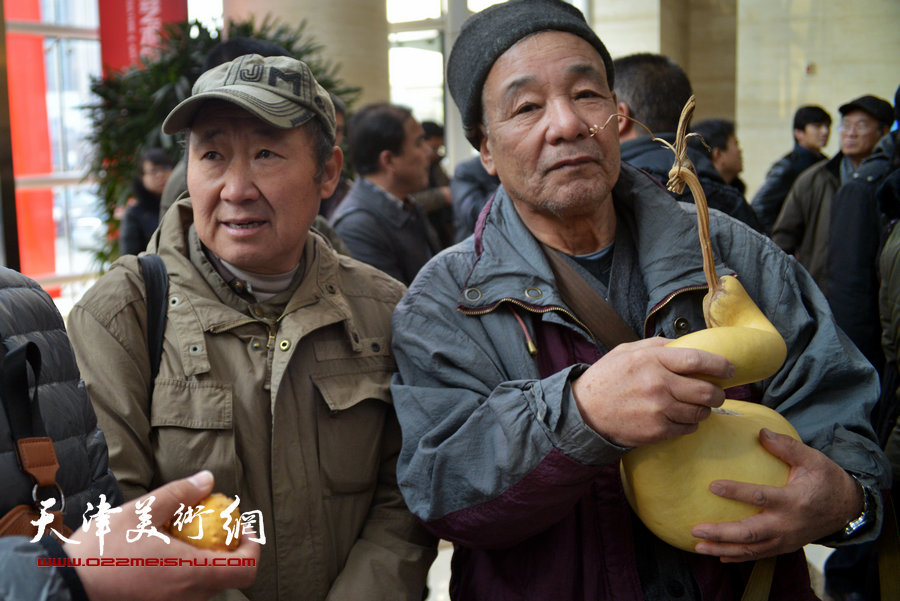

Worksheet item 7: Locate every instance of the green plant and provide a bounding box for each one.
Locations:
[84,16,360,269]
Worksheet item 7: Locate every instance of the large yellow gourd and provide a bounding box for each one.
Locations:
[619,275,800,551]
[618,97,800,553]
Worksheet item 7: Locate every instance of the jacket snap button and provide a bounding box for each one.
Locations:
[251,340,262,350]
[168,296,179,307]
[352,332,360,343]
[525,287,542,299]
[279,340,291,351]
[464,287,482,301]
[673,317,691,335]
[325,283,336,294]
[189,344,203,355]
[371,342,381,353]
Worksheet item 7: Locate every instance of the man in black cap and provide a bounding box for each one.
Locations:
[389,1,889,599]
[752,105,832,235]
[772,93,893,295]
[69,54,436,600]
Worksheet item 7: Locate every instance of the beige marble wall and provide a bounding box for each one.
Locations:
[594,0,663,57]
[687,0,736,122]
[591,1,738,122]
[222,0,390,107]
[737,0,900,198]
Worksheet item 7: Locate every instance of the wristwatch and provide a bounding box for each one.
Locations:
[838,475,876,541]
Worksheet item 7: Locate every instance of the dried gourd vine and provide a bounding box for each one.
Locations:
[590,97,720,320]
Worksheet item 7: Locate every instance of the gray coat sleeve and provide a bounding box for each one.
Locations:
[390,256,626,547]
[0,537,73,601]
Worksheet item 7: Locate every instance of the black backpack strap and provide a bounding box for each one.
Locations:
[137,254,169,393]
[1,341,44,440]
[1,340,64,495]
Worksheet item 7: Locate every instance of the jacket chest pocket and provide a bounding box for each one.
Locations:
[149,379,238,493]
[312,365,393,496]
[652,289,707,339]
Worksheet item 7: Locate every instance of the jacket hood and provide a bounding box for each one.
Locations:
[620,133,727,185]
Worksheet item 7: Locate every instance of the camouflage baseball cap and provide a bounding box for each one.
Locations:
[162,53,336,139]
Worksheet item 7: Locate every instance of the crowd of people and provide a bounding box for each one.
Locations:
[2,1,898,600]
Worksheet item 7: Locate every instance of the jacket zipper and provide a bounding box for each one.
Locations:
[263,316,287,392]
[642,284,708,338]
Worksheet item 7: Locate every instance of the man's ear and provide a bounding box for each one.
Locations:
[617,102,631,136]
[479,127,498,176]
[378,148,394,173]
[710,146,724,167]
[319,146,343,198]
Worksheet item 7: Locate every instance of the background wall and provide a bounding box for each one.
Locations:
[737,0,899,198]
[223,0,391,106]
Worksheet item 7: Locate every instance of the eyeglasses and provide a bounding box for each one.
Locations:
[839,119,878,135]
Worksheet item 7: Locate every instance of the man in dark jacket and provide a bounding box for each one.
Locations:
[689,118,747,195]
[613,52,762,232]
[823,90,899,601]
[450,155,500,243]
[752,105,831,235]
[332,103,440,285]
[772,94,894,296]
[120,148,174,255]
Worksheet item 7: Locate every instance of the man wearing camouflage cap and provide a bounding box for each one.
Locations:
[69,54,436,600]
[389,1,889,599]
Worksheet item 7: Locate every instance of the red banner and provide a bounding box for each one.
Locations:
[4,0,54,280]
[98,0,188,75]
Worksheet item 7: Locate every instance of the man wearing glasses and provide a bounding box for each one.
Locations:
[772,94,893,295]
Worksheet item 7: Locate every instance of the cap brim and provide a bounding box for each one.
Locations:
[839,101,864,115]
[162,85,315,134]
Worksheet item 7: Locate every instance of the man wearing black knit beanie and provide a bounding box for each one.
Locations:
[390,1,890,599]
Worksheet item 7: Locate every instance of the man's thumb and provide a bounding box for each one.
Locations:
[143,470,215,525]
[758,427,803,465]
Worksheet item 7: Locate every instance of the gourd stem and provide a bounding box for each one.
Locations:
[664,96,720,295]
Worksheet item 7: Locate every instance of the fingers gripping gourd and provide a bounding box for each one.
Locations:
[619,96,800,553]
[666,275,786,389]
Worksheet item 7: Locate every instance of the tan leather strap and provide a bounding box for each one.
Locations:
[0,504,71,538]
[540,243,639,349]
[739,556,775,601]
[16,436,60,487]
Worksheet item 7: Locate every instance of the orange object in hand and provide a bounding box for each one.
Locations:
[168,493,241,551]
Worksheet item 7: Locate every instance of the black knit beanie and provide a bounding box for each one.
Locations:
[447,0,614,149]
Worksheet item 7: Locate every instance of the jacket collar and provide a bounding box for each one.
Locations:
[823,151,845,179]
[462,164,711,314]
[148,198,358,345]
[351,177,417,227]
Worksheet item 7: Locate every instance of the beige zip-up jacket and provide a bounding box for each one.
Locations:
[68,200,436,600]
